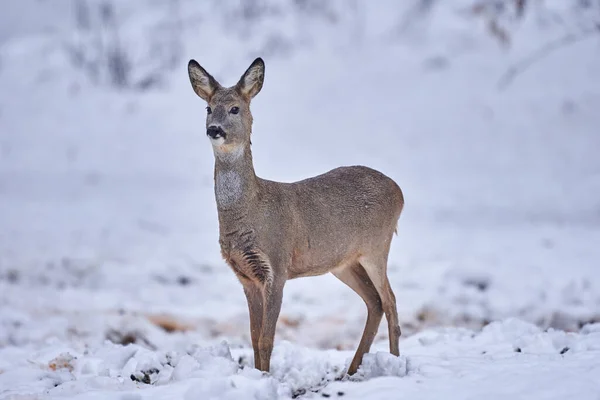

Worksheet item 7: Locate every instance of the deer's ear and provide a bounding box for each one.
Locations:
[188,60,219,101]
[236,58,265,100]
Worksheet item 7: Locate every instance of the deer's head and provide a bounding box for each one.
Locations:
[188,58,264,156]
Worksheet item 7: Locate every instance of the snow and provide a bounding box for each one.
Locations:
[1,0,600,398]
[1,320,599,399]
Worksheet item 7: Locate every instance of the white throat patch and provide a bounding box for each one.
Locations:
[215,170,242,207]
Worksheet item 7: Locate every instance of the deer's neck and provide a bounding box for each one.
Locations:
[213,144,259,213]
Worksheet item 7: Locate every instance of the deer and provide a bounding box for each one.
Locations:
[187,57,404,376]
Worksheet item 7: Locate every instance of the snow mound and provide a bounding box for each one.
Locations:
[353,352,408,380]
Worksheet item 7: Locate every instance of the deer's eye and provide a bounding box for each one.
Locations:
[206,106,212,114]
[230,106,240,115]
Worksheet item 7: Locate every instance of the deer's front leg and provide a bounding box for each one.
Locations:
[258,278,284,372]
[242,282,264,370]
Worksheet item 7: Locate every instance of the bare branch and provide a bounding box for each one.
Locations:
[498,23,600,90]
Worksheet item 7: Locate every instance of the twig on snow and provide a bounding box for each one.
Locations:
[498,23,600,90]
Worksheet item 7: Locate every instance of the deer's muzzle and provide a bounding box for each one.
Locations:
[207,125,226,140]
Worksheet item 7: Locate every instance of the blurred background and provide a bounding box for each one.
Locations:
[0,0,599,351]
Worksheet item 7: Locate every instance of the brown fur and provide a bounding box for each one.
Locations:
[187,57,404,375]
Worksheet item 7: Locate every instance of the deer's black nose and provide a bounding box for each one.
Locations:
[207,125,225,139]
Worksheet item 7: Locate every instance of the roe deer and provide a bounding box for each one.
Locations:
[187,57,404,375]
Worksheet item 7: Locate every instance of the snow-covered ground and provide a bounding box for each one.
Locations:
[2,319,599,399]
[1,1,599,398]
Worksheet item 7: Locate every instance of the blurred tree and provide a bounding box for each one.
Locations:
[397,0,599,87]
[99,1,130,88]
[62,0,598,90]
[474,0,600,88]
[66,0,184,91]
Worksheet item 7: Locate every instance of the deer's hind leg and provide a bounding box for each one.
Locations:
[359,255,401,356]
[332,262,383,375]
